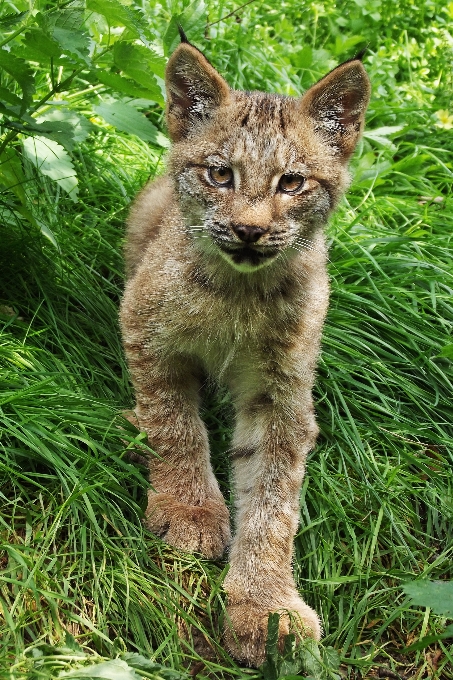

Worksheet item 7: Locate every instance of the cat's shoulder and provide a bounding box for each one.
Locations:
[124,174,175,278]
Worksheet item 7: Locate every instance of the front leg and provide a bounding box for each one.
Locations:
[124,344,230,559]
[223,380,321,666]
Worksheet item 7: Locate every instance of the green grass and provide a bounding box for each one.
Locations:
[1,0,453,678]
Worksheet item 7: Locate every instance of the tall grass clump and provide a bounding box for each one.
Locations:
[1,0,452,678]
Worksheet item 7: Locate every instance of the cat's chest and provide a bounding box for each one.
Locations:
[155,276,298,374]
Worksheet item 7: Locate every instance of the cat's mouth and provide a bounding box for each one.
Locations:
[217,244,279,271]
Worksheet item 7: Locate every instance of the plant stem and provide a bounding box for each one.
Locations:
[0,24,29,49]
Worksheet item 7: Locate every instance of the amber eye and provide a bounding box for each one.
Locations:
[278,173,305,194]
[208,166,233,187]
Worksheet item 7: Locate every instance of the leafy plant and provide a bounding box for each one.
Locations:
[14,632,189,679]
[402,581,453,652]
[0,0,169,243]
[260,614,341,680]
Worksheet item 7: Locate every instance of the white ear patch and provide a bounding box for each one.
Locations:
[165,44,231,141]
[301,60,371,158]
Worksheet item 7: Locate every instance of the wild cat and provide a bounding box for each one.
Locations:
[120,29,370,667]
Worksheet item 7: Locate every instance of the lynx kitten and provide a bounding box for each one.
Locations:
[120,31,370,667]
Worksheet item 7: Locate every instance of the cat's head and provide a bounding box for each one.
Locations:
[165,34,370,273]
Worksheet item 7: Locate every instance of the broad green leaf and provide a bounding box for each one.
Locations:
[121,654,186,678]
[0,49,35,112]
[333,34,365,57]
[52,26,91,64]
[36,109,93,145]
[163,0,207,55]
[364,125,405,150]
[354,160,392,184]
[60,659,141,679]
[0,87,22,107]
[322,646,341,671]
[24,119,76,151]
[52,8,91,65]
[94,100,169,147]
[86,0,141,37]
[0,114,76,149]
[279,642,301,676]
[113,41,166,96]
[298,639,324,678]
[0,10,29,27]
[282,632,296,659]
[403,580,453,617]
[365,125,405,137]
[93,70,163,104]
[0,101,24,120]
[163,18,186,56]
[293,45,313,69]
[22,27,62,60]
[0,148,27,205]
[22,136,78,201]
[266,612,280,659]
[53,9,87,32]
[261,612,281,680]
[26,10,91,65]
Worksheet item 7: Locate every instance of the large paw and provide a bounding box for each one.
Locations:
[144,492,231,559]
[224,596,321,667]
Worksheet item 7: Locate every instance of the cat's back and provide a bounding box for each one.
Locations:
[124,175,175,279]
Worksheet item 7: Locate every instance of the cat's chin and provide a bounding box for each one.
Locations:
[217,245,279,273]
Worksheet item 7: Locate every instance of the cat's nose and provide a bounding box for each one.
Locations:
[232,224,267,244]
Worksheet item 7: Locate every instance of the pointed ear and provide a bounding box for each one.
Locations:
[165,43,231,141]
[300,59,371,159]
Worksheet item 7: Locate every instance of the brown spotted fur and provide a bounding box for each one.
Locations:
[120,38,370,667]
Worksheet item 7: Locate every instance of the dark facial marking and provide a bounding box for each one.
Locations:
[230,446,256,460]
[315,178,335,209]
[278,103,286,133]
[240,111,250,127]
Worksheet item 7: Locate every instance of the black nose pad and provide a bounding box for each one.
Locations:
[232,224,267,244]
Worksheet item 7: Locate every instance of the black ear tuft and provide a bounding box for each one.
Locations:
[178,24,189,44]
[353,45,368,62]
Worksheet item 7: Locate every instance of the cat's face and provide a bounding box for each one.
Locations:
[165,41,370,273]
